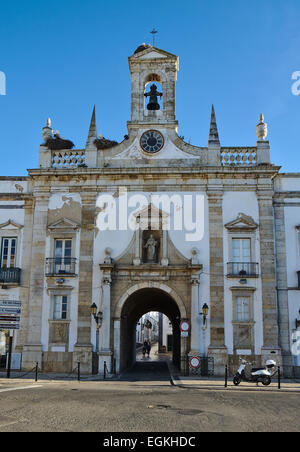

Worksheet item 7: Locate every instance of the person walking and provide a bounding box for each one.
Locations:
[142,341,147,358]
[146,340,152,358]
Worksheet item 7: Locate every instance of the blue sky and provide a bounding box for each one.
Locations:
[0,0,300,175]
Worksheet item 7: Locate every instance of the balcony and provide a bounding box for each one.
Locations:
[227,262,259,278]
[0,267,21,286]
[45,258,77,276]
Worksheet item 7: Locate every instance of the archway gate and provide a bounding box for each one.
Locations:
[99,248,203,375]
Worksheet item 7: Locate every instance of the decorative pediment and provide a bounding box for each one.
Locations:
[131,46,177,61]
[225,213,258,232]
[134,204,169,230]
[0,219,23,230]
[47,218,81,231]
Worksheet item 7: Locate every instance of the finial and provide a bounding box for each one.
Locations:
[42,117,53,143]
[86,105,98,149]
[208,104,220,146]
[256,113,268,140]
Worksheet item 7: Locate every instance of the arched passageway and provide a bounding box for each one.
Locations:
[119,288,182,373]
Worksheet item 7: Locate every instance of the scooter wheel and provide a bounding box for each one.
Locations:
[233,376,241,386]
[262,376,271,386]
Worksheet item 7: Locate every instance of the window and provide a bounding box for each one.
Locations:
[54,239,72,273]
[1,238,17,268]
[236,297,250,322]
[232,238,251,263]
[54,239,72,262]
[53,295,68,320]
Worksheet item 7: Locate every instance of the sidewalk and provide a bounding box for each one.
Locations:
[171,375,300,393]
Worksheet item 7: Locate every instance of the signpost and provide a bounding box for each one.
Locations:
[180,321,190,376]
[180,320,190,338]
[0,301,22,377]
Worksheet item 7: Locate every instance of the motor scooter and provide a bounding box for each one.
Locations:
[233,359,277,386]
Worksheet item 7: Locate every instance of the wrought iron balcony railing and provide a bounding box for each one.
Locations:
[227,262,259,278]
[0,267,21,285]
[45,258,77,276]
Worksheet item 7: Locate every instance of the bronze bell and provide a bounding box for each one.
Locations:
[144,84,163,111]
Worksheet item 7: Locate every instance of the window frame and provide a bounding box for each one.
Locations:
[0,237,18,269]
[53,294,69,321]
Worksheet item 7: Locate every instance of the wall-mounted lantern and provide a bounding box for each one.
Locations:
[200,303,209,331]
[90,303,103,328]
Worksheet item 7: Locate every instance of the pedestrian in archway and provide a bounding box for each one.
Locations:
[146,340,152,358]
[142,341,147,358]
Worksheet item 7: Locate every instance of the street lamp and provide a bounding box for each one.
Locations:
[90,303,103,327]
[201,303,209,331]
[90,303,103,353]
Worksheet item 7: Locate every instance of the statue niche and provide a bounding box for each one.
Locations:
[142,231,160,264]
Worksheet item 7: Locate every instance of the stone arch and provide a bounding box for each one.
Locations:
[114,281,187,320]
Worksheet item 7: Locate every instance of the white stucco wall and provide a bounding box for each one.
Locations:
[223,191,263,355]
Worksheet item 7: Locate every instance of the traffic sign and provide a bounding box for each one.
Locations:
[190,356,201,369]
[0,300,21,307]
[0,308,21,315]
[0,324,20,330]
[180,321,190,333]
[0,316,20,322]
[0,301,22,330]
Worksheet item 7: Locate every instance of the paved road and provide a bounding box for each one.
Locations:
[0,376,300,432]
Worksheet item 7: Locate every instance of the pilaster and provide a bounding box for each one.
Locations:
[22,192,50,370]
[15,197,34,353]
[73,192,96,374]
[274,199,292,373]
[207,191,227,373]
[257,191,281,360]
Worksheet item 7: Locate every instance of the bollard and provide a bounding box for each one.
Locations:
[6,335,13,379]
[35,362,38,382]
[77,362,80,382]
[278,366,281,390]
[225,365,228,388]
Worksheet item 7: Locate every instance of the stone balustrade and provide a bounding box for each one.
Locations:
[221,147,257,166]
[51,150,86,168]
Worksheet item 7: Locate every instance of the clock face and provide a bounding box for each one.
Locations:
[140,130,164,154]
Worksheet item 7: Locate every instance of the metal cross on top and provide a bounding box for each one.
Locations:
[150,28,158,47]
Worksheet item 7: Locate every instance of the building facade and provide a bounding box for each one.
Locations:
[0,44,299,376]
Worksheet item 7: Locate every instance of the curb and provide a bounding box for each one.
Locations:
[170,378,300,393]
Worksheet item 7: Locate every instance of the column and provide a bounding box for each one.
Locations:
[257,191,281,364]
[16,197,34,353]
[274,200,292,374]
[22,192,49,370]
[207,191,228,375]
[190,277,200,353]
[73,192,96,374]
[113,319,121,374]
[98,271,113,373]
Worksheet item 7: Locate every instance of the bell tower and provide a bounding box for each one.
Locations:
[128,44,179,131]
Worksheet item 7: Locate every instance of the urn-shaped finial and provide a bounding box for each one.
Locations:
[256,113,268,140]
[42,117,53,143]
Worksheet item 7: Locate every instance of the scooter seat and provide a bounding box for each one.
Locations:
[252,367,265,372]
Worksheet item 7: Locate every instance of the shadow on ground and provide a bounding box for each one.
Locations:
[119,361,171,382]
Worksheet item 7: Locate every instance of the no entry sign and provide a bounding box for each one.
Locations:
[190,356,201,369]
